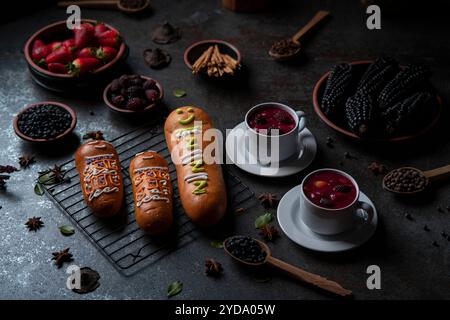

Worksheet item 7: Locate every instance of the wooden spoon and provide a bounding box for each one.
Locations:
[269,10,330,61]
[223,236,352,297]
[383,165,450,195]
[57,0,150,14]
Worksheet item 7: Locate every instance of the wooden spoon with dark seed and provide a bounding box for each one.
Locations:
[223,236,352,297]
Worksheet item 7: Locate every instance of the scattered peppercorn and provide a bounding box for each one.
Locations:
[437,207,444,213]
[423,225,430,232]
[441,231,448,238]
[404,213,413,221]
[344,152,357,159]
[432,241,439,247]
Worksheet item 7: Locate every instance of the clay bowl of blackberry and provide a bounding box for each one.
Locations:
[103,75,163,114]
[223,235,352,296]
[13,102,77,143]
[312,60,443,142]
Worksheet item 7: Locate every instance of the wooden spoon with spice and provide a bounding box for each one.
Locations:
[223,236,352,297]
[269,10,330,61]
[383,165,450,195]
[57,0,150,14]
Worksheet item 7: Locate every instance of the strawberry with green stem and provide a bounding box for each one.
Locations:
[45,46,73,64]
[48,63,67,74]
[97,30,121,48]
[95,46,117,63]
[73,23,95,49]
[68,57,100,76]
[31,39,50,65]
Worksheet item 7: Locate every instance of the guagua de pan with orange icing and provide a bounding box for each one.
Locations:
[75,140,124,217]
[129,151,173,234]
[164,106,227,226]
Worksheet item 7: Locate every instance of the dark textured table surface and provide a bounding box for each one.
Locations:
[1,0,449,300]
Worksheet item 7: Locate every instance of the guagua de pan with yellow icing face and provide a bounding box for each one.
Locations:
[75,140,124,218]
[129,151,173,235]
[164,106,227,226]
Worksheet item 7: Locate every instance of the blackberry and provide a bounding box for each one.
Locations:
[111,95,125,107]
[321,63,354,117]
[357,58,399,96]
[143,79,157,90]
[126,97,145,111]
[378,64,431,110]
[126,85,144,98]
[382,91,433,134]
[344,90,374,137]
[110,79,121,93]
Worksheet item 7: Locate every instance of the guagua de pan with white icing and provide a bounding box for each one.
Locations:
[129,151,173,234]
[164,106,227,226]
[75,140,124,217]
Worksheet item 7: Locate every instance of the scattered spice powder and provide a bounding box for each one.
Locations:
[192,45,240,77]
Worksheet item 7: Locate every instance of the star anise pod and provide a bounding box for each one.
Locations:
[259,224,279,242]
[205,258,223,277]
[18,154,36,169]
[52,248,73,268]
[39,164,67,184]
[25,216,44,231]
[258,193,279,209]
[368,161,388,175]
[0,165,18,174]
[82,131,104,141]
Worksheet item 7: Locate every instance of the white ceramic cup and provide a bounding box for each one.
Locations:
[244,102,306,163]
[300,168,374,235]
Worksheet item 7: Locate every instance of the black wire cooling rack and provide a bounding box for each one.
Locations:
[39,124,256,276]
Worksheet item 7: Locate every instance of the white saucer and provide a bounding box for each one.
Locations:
[277,185,378,253]
[225,122,317,177]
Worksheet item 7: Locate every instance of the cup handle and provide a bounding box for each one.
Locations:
[296,111,306,159]
[355,201,374,226]
[296,110,306,133]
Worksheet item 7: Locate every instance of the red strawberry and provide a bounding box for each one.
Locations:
[68,57,101,76]
[96,46,117,63]
[48,41,62,51]
[73,23,95,49]
[45,46,73,64]
[94,23,108,37]
[62,39,77,52]
[47,63,67,74]
[77,47,96,58]
[31,39,50,62]
[97,30,121,48]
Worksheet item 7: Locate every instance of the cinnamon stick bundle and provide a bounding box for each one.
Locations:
[192,45,240,77]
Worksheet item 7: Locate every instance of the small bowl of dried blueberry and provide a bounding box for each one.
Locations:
[13,101,77,143]
[103,74,163,114]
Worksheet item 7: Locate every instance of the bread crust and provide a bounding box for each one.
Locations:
[164,106,227,226]
[129,151,173,234]
[75,140,124,217]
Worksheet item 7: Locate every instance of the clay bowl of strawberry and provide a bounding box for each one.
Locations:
[24,19,128,93]
[312,60,443,143]
[103,74,164,114]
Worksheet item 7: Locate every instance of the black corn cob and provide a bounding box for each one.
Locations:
[321,63,354,116]
[378,64,431,110]
[382,91,433,134]
[357,57,399,96]
[344,90,374,137]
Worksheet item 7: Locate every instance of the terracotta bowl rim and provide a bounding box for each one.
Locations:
[312,60,443,142]
[103,75,164,114]
[13,101,77,143]
[183,39,242,70]
[24,19,126,79]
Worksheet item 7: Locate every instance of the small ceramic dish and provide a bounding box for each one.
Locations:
[103,75,164,114]
[184,39,241,76]
[13,101,77,143]
[23,20,128,92]
[312,60,443,142]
